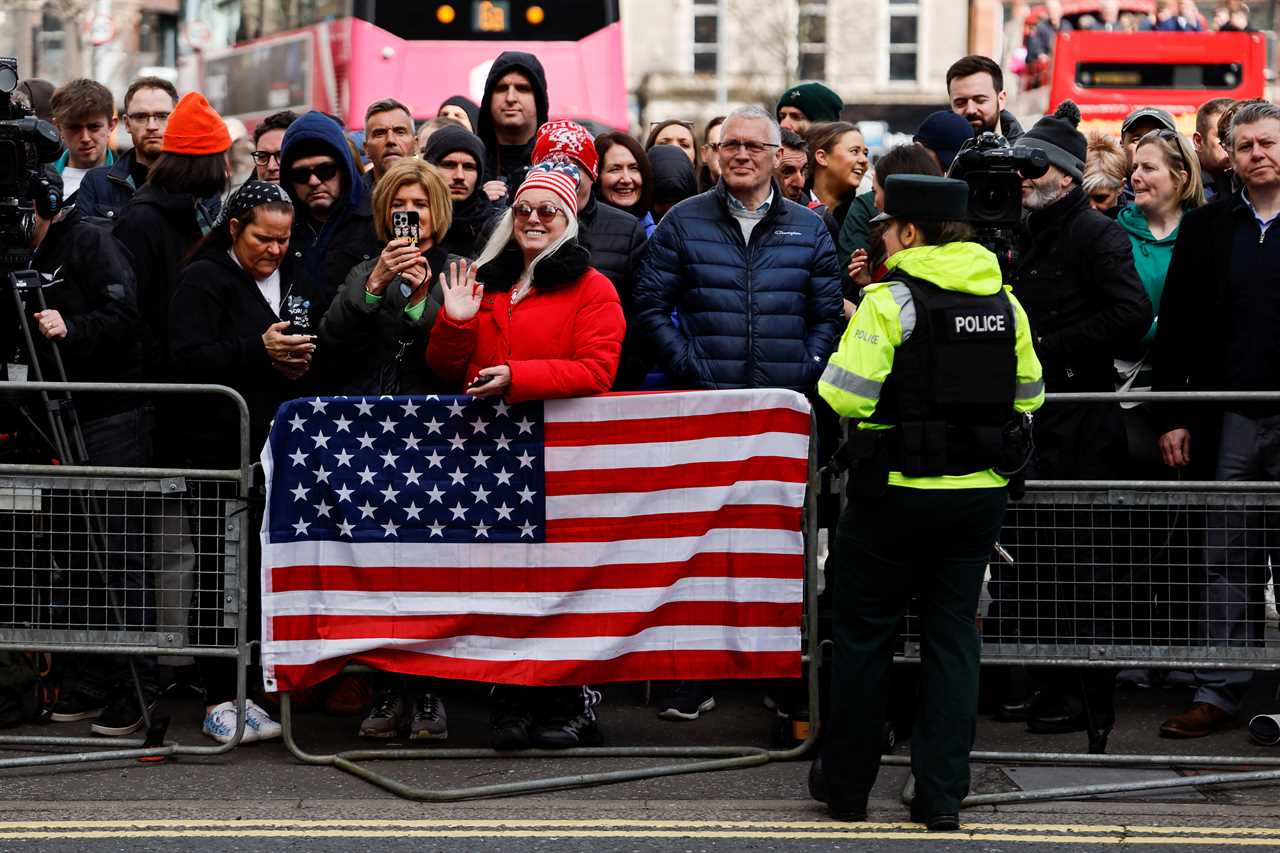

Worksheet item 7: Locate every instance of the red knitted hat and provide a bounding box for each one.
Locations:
[532,120,599,181]
[161,92,232,156]
[515,160,581,217]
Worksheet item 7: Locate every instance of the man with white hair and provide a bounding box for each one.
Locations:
[634,105,843,720]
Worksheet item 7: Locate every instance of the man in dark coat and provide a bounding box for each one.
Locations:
[77,76,219,223]
[987,101,1153,737]
[279,111,382,303]
[423,124,497,259]
[476,51,549,204]
[1153,101,1280,740]
[530,120,650,388]
[635,105,843,393]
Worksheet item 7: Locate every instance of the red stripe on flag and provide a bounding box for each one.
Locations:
[543,408,811,446]
[545,456,808,495]
[271,601,803,643]
[269,552,803,594]
[546,505,801,542]
[270,648,802,692]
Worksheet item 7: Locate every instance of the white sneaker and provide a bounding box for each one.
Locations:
[244,699,283,741]
[202,701,258,745]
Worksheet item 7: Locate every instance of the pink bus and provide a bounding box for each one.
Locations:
[198,1,627,132]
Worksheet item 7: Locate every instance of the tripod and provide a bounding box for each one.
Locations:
[7,269,157,734]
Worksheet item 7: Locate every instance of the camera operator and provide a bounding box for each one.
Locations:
[21,171,159,736]
[986,102,1152,740]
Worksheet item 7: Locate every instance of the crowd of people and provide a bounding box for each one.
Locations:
[8,37,1280,825]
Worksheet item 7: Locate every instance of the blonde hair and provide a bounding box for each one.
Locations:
[371,158,453,244]
[472,192,580,284]
[1082,131,1126,195]
[1135,129,1205,210]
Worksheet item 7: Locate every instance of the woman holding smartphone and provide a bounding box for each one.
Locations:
[319,158,457,396]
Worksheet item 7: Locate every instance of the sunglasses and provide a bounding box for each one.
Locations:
[513,201,565,223]
[649,120,695,131]
[1141,129,1192,173]
[252,150,282,166]
[286,162,340,184]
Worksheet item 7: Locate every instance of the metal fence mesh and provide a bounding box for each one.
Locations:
[0,474,244,651]
[896,487,1280,666]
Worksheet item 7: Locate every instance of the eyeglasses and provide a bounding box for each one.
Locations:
[513,201,565,223]
[251,150,281,166]
[1142,129,1192,172]
[718,139,781,156]
[286,162,340,184]
[126,111,170,125]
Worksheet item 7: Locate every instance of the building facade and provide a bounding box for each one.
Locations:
[623,0,984,134]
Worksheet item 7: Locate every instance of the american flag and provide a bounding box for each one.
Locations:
[260,390,811,692]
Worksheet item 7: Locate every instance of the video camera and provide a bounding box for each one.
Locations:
[947,132,1049,278]
[0,57,65,271]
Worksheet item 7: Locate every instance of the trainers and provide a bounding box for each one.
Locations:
[91,689,158,737]
[50,686,108,723]
[409,693,448,741]
[244,699,282,741]
[359,689,406,739]
[531,687,603,749]
[202,701,257,745]
[657,682,716,721]
[324,673,373,716]
[490,691,533,750]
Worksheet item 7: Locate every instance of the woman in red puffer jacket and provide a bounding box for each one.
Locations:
[427,160,624,402]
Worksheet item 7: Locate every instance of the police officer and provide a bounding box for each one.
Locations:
[810,175,1045,829]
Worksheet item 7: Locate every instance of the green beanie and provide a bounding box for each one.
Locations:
[776,82,843,123]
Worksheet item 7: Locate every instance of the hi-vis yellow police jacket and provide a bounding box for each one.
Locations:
[818,241,1045,490]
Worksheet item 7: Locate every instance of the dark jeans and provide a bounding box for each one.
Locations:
[1193,411,1280,714]
[823,484,1007,815]
[67,406,156,693]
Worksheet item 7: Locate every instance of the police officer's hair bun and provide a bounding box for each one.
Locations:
[1053,100,1082,129]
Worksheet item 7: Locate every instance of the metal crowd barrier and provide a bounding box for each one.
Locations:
[0,382,253,768]
[883,391,1280,807]
[278,410,823,801]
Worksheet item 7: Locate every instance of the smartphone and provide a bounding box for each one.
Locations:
[467,374,491,390]
[391,210,420,243]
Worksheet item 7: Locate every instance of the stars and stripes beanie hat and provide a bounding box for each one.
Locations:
[532,120,599,181]
[161,91,232,156]
[515,159,581,217]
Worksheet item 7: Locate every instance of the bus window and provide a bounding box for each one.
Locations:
[1076,62,1244,89]
[365,0,618,40]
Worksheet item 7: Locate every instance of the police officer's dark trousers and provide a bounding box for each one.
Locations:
[824,484,1008,815]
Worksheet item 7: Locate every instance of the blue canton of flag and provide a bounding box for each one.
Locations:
[265,396,547,544]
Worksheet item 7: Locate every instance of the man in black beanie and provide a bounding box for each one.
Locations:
[423,124,497,258]
[984,101,1152,741]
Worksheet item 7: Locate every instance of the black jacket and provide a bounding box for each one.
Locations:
[1012,187,1152,393]
[76,149,221,225]
[318,246,453,396]
[577,194,649,388]
[169,249,325,460]
[1152,192,1272,471]
[475,51,549,195]
[113,185,214,377]
[634,180,843,391]
[999,109,1025,142]
[27,207,143,419]
[1011,186,1152,477]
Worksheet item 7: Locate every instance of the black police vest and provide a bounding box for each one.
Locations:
[870,273,1018,477]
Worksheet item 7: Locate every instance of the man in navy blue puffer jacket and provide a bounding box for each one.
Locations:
[634,105,843,392]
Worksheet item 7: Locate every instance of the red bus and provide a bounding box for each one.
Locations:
[1046,30,1268,134]
[196,1,626,131]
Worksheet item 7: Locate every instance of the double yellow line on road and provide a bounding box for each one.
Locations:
[0,818,1276,844]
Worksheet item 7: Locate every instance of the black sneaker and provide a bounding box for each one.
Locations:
[90,689,158,737]
[50,686,109,723]
[531,687,603,749]
[490,692,533,751]
[657,682,715,721]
